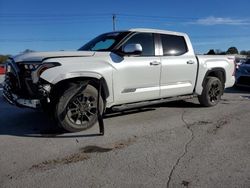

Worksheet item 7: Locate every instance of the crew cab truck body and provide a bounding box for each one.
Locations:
[3,28,235,132]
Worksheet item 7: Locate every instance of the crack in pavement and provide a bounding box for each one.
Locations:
[165,110,242,187]
[166,110,194,188]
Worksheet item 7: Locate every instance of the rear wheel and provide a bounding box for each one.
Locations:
[54,84,103,132]
[198,77,223,107]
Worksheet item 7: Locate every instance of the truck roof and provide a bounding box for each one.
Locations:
[128,28,186,36]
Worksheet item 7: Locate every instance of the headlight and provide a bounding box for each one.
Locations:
[31,62,61,83]
[36,62,61,76]
[20,63,40,70]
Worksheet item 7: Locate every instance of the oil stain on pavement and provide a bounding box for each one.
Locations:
[29,137,137,171]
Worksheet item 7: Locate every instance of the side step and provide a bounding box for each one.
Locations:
[111,95,195,112]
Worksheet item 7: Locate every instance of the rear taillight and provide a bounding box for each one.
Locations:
[233,62,236,76]
[227,57,236,76]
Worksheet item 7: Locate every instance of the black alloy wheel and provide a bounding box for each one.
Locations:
[198,77,223,107]
[55,84,103,132]
[67,92,97,126]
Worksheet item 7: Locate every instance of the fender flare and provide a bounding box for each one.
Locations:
[52,71,103,84]
[50,71,110,99]
[202,68,226,87]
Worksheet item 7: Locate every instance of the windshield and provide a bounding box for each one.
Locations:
[78,32,129,52]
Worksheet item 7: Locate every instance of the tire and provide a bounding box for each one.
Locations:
[54,84,104,132]
[198,77,223,107]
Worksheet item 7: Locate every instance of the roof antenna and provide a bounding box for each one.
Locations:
[112,14,116,31]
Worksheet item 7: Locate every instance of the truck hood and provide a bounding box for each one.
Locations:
[13,51,95,62]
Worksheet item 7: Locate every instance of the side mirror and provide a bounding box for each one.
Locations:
[123,44,142,55]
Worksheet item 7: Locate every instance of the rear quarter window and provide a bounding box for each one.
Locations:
[160,34,188,56]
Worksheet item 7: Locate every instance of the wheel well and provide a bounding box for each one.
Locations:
[49,77,109,102]
[203,69,226,88]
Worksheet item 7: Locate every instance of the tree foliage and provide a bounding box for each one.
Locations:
[21,49,34,54]
[0,55,10,64]
[226,47,239,54]
[207,49,216,55]
[206,49,226,55]
[240,50,250,56]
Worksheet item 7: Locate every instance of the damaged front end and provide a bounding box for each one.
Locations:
[3,58,60,109]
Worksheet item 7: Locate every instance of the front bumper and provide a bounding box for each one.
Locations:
[2,60,42,109]
[2,88,40,108]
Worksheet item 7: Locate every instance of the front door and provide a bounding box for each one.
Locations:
[112,32,161,105]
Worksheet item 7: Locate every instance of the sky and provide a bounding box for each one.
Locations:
[0,0,250,55]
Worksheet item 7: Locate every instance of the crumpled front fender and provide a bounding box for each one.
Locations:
[49,71,103,85]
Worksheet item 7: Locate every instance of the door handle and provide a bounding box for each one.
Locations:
[150,61,161,66]
[187,60,195,64]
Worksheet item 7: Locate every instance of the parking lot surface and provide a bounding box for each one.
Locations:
[0,87,250,188]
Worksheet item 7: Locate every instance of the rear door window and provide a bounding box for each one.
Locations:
[160,34,188,56]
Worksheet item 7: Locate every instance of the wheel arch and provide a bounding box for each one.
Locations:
[202,68,226,88]
[49,76,109,103]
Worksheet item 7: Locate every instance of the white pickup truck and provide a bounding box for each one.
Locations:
[3,28,235,132]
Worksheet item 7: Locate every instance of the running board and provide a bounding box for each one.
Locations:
[111,95,195,112]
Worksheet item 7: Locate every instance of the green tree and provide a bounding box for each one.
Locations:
[239,50,250,57]
[246,51,250,56]
[226,47,239,54]
[215,49,226,55]
[207,49,216,55]
[21,49,34,54]
[0,55,10,64]
[240,50,247,55]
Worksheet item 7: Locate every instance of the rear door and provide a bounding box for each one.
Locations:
[158,34,198,97]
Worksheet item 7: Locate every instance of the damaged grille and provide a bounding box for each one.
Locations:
[3,60,41,99]
[3,62,21,102]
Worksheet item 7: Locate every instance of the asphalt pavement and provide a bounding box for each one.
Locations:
[0,87,249,188]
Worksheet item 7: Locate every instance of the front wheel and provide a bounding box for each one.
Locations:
[54,84,103,132]
[198,77,223,107]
